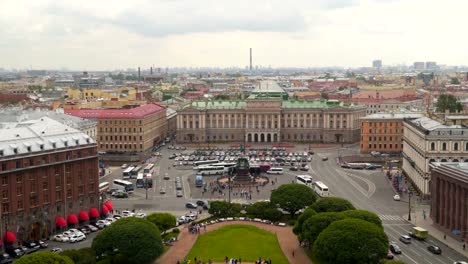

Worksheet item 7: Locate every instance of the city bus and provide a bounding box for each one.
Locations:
[314,181,330,197]
[136,173,145,188]
[99,182,110,193]
[210,162,236,172]
[122,166,135,179]
[197,166,225,175]
[113,179,134,192]
[131,166,143,178]
[193,160,219,168]
[295,175,313,187]
[143,163,155,174]
[266,167,283,174]
[345,163,370,170]
[195,175,204,187]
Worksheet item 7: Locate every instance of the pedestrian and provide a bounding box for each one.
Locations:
[444,234,446,240]
[292,250,295,257]
[225,256,229,264]
[463,243,466,250]
[239,258,242,264]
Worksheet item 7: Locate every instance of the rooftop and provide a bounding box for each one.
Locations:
[0,117,95,158]
[64,104,165,119]
[185,100,246,110]
[361,112,425,120]
[408,117,464,131]
[282,100,364,109]
[0,108,96,129]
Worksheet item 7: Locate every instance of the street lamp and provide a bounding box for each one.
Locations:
[408,191,412,221]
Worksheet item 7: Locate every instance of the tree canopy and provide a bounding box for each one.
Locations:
[92,217,164,264]
[147,213,177,234]
[246,201,283,222]
[436,94,463,113]
[313,218,389,264]
[311,197,355,213]
[270,184,317,217]
[386,261,407,264]
[208,201,242,218]
[62,248,96,264]
[293,207,317,235]
[340,209,383,228]
[302,212,345,243]
[14,251,73,264]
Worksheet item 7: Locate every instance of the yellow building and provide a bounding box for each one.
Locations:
[67,87,137,100]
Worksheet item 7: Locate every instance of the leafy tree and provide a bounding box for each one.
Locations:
[320,92,329,100]
[147,213,177,234]
[436,94,463,113]
[246,201,284,222]
[450,77,460,84]
[302,212,345,243]
[62,248,96,264]
[208,201,242,217]
[92,217,164,264]
[293,207,317,235]
[311,197,355,213]
[14,251,73,264]
[340,209,383,228]
[270,184,317,217]
[314,218,388,264]
[386,261,407,264]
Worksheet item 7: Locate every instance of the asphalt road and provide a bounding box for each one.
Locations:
[98,144,467,264]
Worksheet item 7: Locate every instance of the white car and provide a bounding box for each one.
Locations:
[69,233,86,243]
[68,229,85,236]
[122,210,135,217]
[62,231,74,238]
[136,213,147,218]
[96,219,111,227]
[52,234,70,242]
[106,218,117,223]
[393,194,401,201]
[121,164,128,169]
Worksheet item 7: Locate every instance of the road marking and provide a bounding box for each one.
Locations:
[335,169,369,198]
[402,252,419,264]
[379,215,405,221]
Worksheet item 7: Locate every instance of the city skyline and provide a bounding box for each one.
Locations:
[1,0,468,70]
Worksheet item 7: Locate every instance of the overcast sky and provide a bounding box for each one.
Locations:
[0,0,466,70]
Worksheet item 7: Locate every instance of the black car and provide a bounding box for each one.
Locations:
[289,166,298,171]
[37,240,48,248]
[5,248,23,258]
[0,253,12,264]
[427,245,442,254]
[22,241,40,253]
[185,202,198,209]
[79,227,91,235]
[196,200,209,209]
[389,244,401,254]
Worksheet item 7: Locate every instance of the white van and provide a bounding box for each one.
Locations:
[267,168,283,174]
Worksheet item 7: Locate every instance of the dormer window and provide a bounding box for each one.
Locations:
[13,148,18,154]
[64,141,68,147]
[52,143,56,149]
[40,144,44,151]
[0,150,3,156]
[27,146,31,152]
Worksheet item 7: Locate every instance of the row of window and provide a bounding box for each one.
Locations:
[99,127,143,133]
[99,143,143,150]
[365,143,403,150]
[364,136,402,142]
[100,120,143,125]
[430,142,468,151]
[100,135,143,141]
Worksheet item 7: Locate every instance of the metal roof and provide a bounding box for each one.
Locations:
[65,104,165,119]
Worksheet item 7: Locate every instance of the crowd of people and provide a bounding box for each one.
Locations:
[176,256,274,264]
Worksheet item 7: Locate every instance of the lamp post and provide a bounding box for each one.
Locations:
[408,191,412,221]
[145,177,148,200]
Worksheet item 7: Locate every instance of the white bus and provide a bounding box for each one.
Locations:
[314,181,330,197]
[143,163,155,174]
[295,175,313,187]
[122,166,135,179]
[196,162,236,171]
[136,173,145,188]
[266,167,283,174]
[99,182,110,193]
[113,179,134,192]
[197,166,225,175]
[193,160,219,168]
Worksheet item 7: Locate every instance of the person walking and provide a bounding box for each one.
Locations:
[292,250,295,257]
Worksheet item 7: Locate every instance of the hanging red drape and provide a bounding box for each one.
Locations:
[101,204,109,215]
[78,211,89,221]
[104,200,113,211]
[55,217,67,227]
[3,231,16,243]
[89,208,99,218]
[67,213,78,225]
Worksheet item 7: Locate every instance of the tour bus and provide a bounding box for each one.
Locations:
[210,162,236,172]
[122,166,135,179]
[145,173,153,188]
[193,160,219,168]
[131,166,143,178]
[113,179,134,192]
[136,173,145,188]
[314,181,330,197]
[197,166,225,175]
[99,182,110,193]
[345,163,370,170]
[295,175,313,187]
[143,163,155,174]
[266,167,283,175]
[195,175,204,187]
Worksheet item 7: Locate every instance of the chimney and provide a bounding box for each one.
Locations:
[138,67,141,82]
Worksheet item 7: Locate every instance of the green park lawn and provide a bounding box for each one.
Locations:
[186,224,289,264]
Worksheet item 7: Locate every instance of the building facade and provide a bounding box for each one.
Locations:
[402,117,468,197]
[65,104,167,161]
[0,117,98,243]
[429,162,467,241]
[177,85,366,144]
[360,113,424,154]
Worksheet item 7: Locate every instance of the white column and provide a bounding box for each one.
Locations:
[222,114,225,128]
[228,114,231,128]
[246,114,249,129]
[235,114,237,128]
[216,114,219,128]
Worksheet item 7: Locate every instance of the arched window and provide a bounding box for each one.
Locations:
[441,159,448,162]
[442,142,447,151]
[466,142,468,151]
[454,143,459,151]
[429,159,436,163]
[452,159,459,162]
[430,142,435,151]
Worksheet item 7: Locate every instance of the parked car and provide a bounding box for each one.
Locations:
[0,253,13,264]
[37,240,48,248]
[96,220,111,229]
[427,245,442,254]
[136,213,147,218]
[387,251,394,260]
[84,224,98,232]
[52,234,70,242]
[160,187,166,194]
[68,229,85,236]
[196,200,209,209]
[69,233,86,243]
[19,246,34,255]
[79,226,91,234]
[321,157,328,161]
[289,166,298,171]
[122,210,135,217]
[389,243,401,254]
[5,248,24,258]
[300,165,309,171]
[164,173,170,180]
[105,218,117,224]
[185,202,198,209]
[393,194,401,201]
[50,247,63,254]
[22,241,40,252]
[176,190,183,197]
[121,164,128,169]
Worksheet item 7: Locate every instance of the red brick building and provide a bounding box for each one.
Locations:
[0,117,99,244]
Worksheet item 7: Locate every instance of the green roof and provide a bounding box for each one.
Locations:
[282,100,362,109]
[185,100,246,110]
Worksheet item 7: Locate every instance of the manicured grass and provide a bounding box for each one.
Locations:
[186,224,289,264]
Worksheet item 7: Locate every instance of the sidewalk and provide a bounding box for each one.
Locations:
[403,207,468,258]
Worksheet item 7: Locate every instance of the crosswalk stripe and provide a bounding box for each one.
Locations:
[378,215,405,221]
